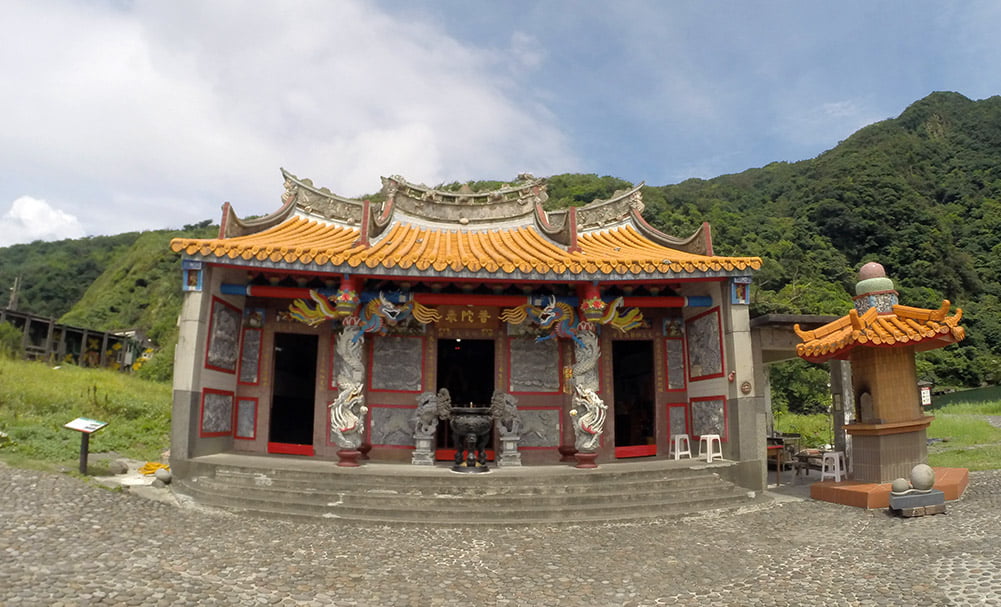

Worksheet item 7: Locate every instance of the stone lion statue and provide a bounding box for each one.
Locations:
[490,390,522,437]
[412,391,439,437]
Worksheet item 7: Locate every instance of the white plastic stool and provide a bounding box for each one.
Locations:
[820,451,846,482]
[698,434,723,462]
[669,434,692,460]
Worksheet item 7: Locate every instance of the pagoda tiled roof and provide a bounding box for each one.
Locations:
[170,170,762,281]
[794,301,965,362]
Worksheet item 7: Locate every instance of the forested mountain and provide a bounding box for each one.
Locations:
[0,92,997,392]
[0,233,141,318]
[638,91,1001,390]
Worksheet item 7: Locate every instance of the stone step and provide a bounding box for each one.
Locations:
[208,466,725,496]
[175,477,757,525]
[185,474,740,509]
[172,454,760,525]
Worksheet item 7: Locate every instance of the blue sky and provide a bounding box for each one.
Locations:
[1,0,999,245]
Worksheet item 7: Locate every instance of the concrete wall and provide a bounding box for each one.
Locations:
[170,264,246,472]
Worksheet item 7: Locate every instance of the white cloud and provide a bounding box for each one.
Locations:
[0,196,86,246]
[774,98,886,151]
[0,0,577,237]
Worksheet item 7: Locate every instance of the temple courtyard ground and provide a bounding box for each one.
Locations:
[1,463,999,607]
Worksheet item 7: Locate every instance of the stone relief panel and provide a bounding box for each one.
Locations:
[369,407,414,447]
[686,308,723,381]
[668,406,688,436]
[370,336,423,392]
[201,390,233,435]
[235,398,257,439]
[238,328,262,384]
[206,298,241,373]
[518,409,561,448]
[666,339,685,390]
[691,398,725,437]
[509,338,560,393]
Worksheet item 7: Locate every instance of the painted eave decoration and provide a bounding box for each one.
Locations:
[794,300,966,363]
[170,170,762,281]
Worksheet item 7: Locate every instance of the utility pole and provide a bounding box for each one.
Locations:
[7,276,19,311]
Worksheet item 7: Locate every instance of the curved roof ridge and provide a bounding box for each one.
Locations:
[383,173,547,200]
[381,174,547,225]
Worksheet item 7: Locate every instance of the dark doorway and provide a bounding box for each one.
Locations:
[269,332,317,455]
[436,339,495,459]
[613,340,656,458]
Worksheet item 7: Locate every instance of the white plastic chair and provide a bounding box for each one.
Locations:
[669,434,692,460]
[698,434,723,462]
[820,451,846,482]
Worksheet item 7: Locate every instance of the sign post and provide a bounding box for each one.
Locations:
[63,417,108,474]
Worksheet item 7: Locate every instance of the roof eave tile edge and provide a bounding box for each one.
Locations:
[174,252,753,282]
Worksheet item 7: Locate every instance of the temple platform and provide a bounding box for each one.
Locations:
[809,467,969,509]
[171,453,766,525]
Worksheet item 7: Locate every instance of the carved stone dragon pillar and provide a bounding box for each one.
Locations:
[329,323,368,466]
[569,326,607,468]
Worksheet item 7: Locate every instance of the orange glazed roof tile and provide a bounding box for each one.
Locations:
[170,216,762,279]
[794,300,965,362]
[170,170,762,281]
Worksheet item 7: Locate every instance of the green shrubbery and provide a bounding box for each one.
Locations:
[773,412,833,449]
[0,357,171,466]
[0,321,21,358]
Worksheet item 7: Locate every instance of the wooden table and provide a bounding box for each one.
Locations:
[767,444,784,486]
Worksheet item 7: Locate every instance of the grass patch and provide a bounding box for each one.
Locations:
[0,357,171,469]
[928,445,1001,471]
[926,400,1001,471]
[775,400,1001,470]
[773,412,832,448]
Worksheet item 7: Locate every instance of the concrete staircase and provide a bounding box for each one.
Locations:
[173,453,764,525]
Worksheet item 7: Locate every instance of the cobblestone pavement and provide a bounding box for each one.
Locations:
[2,464,1000,607]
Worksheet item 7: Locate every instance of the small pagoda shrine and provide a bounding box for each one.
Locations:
[795,262,966,483]
[168,170,767,486]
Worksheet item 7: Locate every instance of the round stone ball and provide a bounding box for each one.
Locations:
[154,467,172,484]
[891,478,911,493]
[858,261,886,280]
[910,464,935,491]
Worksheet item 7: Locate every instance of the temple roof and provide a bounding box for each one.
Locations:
[170,170,762,281]
[794,301,965,363]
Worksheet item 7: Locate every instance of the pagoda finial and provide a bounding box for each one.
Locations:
[854,261,899,314]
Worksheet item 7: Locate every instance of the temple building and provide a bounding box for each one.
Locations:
[169,170,766,487]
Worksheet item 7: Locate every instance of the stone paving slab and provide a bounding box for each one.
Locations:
[1,462,1000,606]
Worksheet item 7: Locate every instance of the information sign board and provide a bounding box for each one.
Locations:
[64,417,108,434]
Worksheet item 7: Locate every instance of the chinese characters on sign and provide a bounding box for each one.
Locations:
[436,306,500,337]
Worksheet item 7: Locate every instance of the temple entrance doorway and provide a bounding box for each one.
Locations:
[435,338,495,460]
[268,332,317,456]
[613,340,656,458]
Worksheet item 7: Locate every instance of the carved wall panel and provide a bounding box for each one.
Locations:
[205,298,241,373]
[691,397,725,438]
[668,405,688,436]
[200,389,233,436]
[686,308,723,381]
[235,397,257,439]
[238,328,262,384]
[370,336,423,392]
[518,409,561,448]
[509,338,560,393]
[666,339,685,390]
[369,407,414,447]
